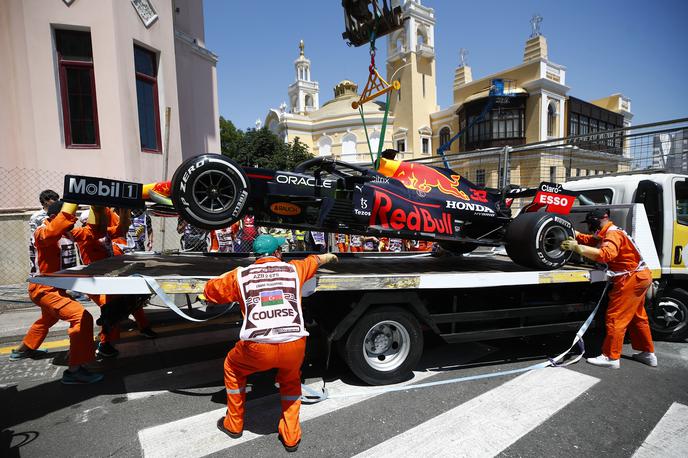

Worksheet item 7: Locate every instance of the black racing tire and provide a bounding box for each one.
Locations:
[505,212,574,270]
[648,288,688,341]
[340,306,423,386]
[170,154,250,230]
[438,241,478,255]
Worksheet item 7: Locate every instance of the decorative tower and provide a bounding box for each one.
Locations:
[288,40,319,115]
[386,0,437,158]
[453,48,473,88]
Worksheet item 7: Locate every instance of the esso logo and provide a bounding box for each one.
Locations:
[270,202,301,216]
[537,194,570,207]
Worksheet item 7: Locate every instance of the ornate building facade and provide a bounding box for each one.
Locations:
[265,0,632,188]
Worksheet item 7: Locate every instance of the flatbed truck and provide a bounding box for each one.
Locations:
[30,204,659,385]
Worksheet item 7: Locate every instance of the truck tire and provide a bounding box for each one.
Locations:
[171,154,250,230]
[505,212,574,270]
[341,306,423,385]
[648,288,688,341]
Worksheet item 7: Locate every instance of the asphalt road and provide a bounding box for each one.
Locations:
[1,308,687,458]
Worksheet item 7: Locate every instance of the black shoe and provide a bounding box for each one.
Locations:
[96,342,119,359]
[216,417,242,439]
[139,327,159,339]
[278,434,300,453]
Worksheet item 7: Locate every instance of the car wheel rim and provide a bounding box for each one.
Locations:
[362,320,411,372]
[653,299,687,332]
[192,170,237,214]
[542,225,568,258]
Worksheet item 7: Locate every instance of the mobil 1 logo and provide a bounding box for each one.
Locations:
[63,175,145,208]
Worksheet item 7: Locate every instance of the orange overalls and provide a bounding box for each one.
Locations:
[78,210,150,342]
[23,212,99,366]
[577,221,654,359]
[204,255,320,447]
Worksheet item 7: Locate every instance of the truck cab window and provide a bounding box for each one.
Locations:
[573,189,613,206]
[676,180,688,225]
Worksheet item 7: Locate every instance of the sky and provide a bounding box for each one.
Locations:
[203,0,688,131]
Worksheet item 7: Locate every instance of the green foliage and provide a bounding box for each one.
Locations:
[219,117,312,170]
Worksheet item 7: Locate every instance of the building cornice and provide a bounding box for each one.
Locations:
[521,78,570,96]
[174,30,218,64]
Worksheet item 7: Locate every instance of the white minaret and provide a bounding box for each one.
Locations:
[288,40,319,115]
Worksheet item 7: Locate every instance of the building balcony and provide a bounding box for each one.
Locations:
[416,43,434,58]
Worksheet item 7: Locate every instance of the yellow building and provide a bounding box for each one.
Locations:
[265,0,632,187]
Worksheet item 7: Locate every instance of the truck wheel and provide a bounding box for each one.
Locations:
[341,306,423,385]
[648,288,688,341]
[505,212,574,270]
[171,154,250,230]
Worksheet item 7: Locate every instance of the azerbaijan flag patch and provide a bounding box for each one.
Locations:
[260,290,284,307]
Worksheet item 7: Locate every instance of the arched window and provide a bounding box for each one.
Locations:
[416,26,428,47]
[547,102,557,137]
[318,136,332,157]
[342,132,357,158]
[305,95,313,108]
[439,127,451,147]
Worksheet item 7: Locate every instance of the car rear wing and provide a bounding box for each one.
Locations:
[505,182,579,215]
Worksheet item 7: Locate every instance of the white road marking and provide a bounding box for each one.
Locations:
[138,370,439,458]
[353,368,599,458]
[632,402,688,458]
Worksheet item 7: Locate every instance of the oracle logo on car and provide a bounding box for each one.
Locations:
[370,189,453,234]
[270,202,301,216]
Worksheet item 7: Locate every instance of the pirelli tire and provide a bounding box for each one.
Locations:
[340,306,423,386]
[505,212,574,270]
[648,288,688,341]
[171,154,250,230]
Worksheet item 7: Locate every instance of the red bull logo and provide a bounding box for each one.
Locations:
[393,163,470,200]
[370,189,453,235]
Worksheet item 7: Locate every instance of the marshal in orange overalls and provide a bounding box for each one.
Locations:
[577,221,654,360]
[204,253,321,448]
[22,211,101,367]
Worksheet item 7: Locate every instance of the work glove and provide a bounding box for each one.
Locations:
[560,237,580,254]
[319,253,338,265]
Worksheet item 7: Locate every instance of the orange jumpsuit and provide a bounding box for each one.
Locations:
[78,210,149,342]
[23,212,99,366]
[204,255,320,447]
[335,233,349,253]
[577,221,654,360]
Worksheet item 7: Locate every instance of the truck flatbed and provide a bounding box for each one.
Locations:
[29,251,606,296]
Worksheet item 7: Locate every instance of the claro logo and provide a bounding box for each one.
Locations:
[68,177,138,199]
[270,202,302,216]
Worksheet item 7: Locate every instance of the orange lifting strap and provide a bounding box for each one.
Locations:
[351,67,400,110]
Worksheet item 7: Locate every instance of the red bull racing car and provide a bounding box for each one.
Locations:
[64,152,577,269]
[163,153,578,270]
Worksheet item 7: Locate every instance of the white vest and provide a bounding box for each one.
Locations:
[237,261,308,343]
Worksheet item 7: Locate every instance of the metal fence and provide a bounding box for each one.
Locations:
[2,118,687,286]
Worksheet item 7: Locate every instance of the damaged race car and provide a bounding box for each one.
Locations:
[162,151,578,270]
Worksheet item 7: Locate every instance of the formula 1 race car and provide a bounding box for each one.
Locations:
[63,152,577,269]
[163,153,578,270]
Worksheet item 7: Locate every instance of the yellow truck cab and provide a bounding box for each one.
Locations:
[564,171,688,340]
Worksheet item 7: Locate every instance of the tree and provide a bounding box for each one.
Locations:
[219,118,312,170]
[219,116,243,157]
